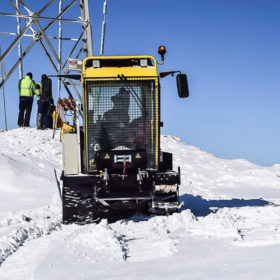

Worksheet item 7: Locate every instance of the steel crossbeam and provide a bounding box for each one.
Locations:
[0,12,89,24]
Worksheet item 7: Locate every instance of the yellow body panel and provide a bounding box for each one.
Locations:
[82,56,158,79]
[154,78,159,168]
[84,66,157,78]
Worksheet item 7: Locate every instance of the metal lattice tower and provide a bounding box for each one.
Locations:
[0,0,94,104]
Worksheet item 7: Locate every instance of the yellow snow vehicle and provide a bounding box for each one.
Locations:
[60,47,189,223]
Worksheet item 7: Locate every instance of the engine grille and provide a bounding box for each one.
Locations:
[84,77,159,172]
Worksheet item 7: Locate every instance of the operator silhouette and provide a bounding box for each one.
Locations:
[101,87,130,149]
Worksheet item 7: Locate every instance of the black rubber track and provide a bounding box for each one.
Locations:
[62,185,96,224]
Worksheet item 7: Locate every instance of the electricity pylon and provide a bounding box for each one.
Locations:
[0,0,93,103]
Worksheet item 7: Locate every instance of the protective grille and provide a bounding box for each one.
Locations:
[84,77,158,171]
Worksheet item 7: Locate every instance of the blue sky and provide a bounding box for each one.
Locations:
[0,0,280,166]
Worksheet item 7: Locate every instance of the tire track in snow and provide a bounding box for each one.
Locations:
[0,221,129,279]
[0,210,195,276]
[1,204,279,280]
[187,204,280,247]
[0,205,61,266]
[109,211,195,262]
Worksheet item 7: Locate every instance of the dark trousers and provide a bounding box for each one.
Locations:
[38,100,49,115]
[37,100,53,129]
[18,96,33,127]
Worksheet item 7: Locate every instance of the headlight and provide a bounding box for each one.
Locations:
[155,184,177,193]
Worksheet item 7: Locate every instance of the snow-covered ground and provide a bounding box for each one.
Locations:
[0,128,279,279]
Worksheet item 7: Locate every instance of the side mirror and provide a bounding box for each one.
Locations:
[176,74,189,98]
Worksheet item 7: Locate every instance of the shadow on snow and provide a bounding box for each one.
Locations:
[102,195,273,224]
[179,193,271,217]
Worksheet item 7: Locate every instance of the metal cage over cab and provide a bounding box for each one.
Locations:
[82,56,160,173]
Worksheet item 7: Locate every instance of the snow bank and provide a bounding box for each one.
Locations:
[0,128,61,215]
[161,135,280,202]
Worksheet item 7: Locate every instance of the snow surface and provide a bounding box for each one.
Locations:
[0,128,279,279]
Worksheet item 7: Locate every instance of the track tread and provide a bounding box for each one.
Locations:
[62,185,95,224]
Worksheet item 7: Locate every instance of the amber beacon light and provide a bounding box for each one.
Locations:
[158,45,166,63]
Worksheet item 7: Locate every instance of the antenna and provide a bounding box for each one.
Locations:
[100,0,107,55]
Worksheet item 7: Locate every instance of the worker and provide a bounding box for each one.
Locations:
[36,74,54,129]
[35,83,42,129]
[17,72,36,127]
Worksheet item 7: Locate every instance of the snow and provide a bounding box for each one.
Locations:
[0,128,279,279]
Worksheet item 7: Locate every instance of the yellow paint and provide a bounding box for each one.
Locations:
[83,80,89,170]
[85,67,157,78]
[82,56,157,79]
[154,78,159,169]
[52,111,63,128]
[60,123,76,141]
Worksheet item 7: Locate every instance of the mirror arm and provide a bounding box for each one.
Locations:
[159,71,181,78]
[48,74,81,81]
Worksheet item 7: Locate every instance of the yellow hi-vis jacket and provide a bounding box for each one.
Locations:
[34,82,53,102]
[35,82,41,101]
[18,76,36,97]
